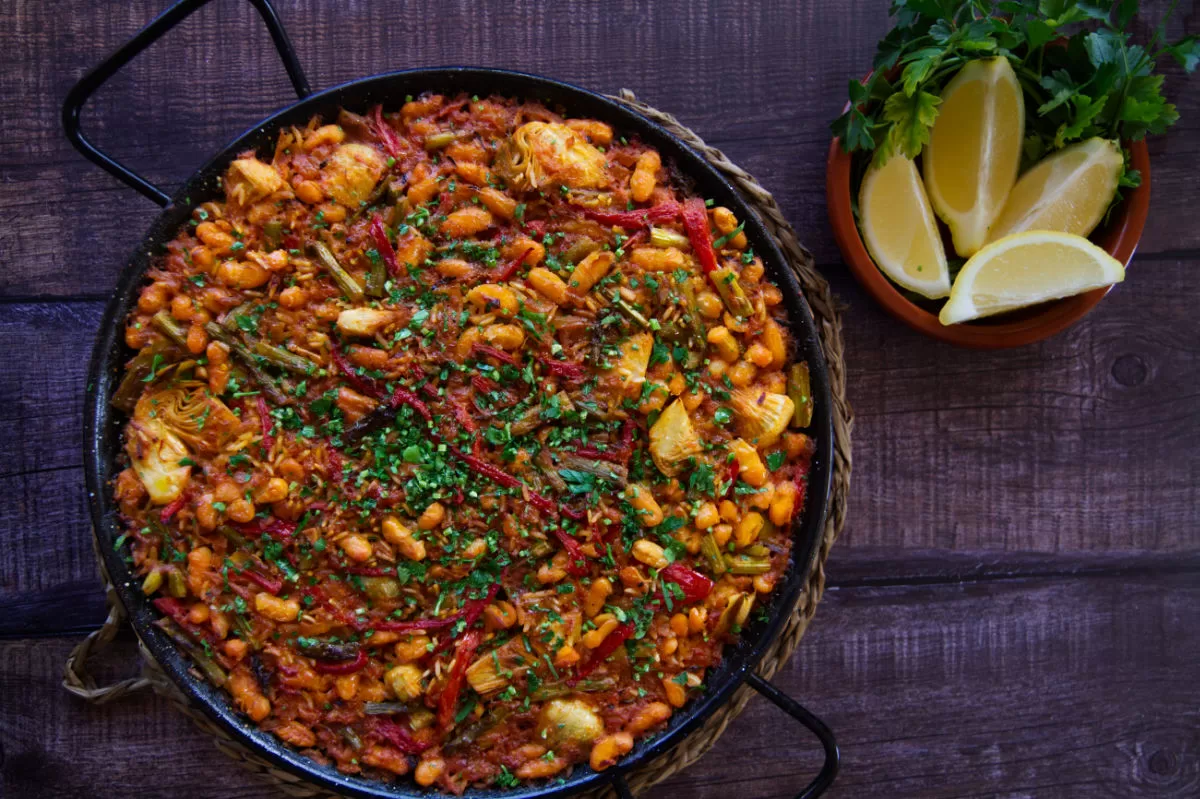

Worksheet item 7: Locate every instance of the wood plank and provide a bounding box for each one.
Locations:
[3,254,1198,635]
[1,0,1196,297]
[3,575,1196,797]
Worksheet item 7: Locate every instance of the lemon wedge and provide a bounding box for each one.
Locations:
[858,153,950,298]
[923,57,1024,258]
[986,137,1124,243]
[939,231,1125,325]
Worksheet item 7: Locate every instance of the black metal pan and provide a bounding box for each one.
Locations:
[65,1,839,797]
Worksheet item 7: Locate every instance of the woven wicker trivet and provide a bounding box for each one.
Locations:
[63,89,854,798]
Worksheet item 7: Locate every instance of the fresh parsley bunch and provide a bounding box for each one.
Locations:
[832,0,1197,169]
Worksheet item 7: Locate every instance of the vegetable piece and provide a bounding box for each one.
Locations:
[252,340,317,375]
[322,142,386,207]
[309,241,364,302]
[224,157,284,207]
[112,346,172,412]
[203,323,291,405]
[659,563,714,605]
[375,717,433,754]
[701,533,728,575]
[312,649,368,675]
[650,226,691,249]
[725,553,771,575]
[570,622,633,684]
[370,105,404,160]
[297,637,362,662]
[336,307,396,338]
[715,592,755,635]
[648,398,702,476]
[552,527,590,577]
[608,332,654,395]
[787,362,813,428]
[729,388,795,448]
[710,267,753,318]
[495,121,609,191]
[536,699,604,748]
[368,214,402,278]
[681,198,719,275]
[126,410,191,504]
[437,629,482,728]
[579,202,680,229]
[155,617,228,686]
[151,310,190,349]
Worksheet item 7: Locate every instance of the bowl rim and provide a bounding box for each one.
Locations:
[825,131,1150,349]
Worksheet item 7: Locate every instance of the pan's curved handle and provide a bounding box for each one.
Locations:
[62,0,311,207]
[608,672,838,798]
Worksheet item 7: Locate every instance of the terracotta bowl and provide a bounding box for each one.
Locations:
[825,134,1151,349]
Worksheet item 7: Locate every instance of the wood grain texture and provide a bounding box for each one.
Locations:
[0,0,1196,297]
[4,576,1198,798]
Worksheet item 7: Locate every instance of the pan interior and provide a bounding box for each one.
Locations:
[83,67,834,799]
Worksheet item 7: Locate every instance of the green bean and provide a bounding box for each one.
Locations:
[348,178,390,224]
[612,294,652,330]
[701,533,727,575]
[787,362,812,429]
[308,241,364,302]
[204,322,290,406]
[561,236,600,264]
[263,220,284,250]
[155,618,228,686]
[364,701,410,716]
[167,568,188,598]
[111,346,171,412]
[251,340,317,375]
[724,552,771,575]
[364,257,387,299]
[711,267,753,318]
[151,310,190,348]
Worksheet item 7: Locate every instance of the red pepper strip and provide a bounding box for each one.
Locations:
[369,214,402,278]
[449,446,521,489]
[726,459,741,500]
[438,629,482,728]
[570,443,624,464]
[245,570,284,594]
[371,616,458,633]
[659,563,715,605]
[553,528,590,576]
[461,583,500,628]
[159,495,187,524]
[561,504,587,522]
[471,342,517,366]
[471,374,498,394]
[331,345,384,399]
[453,401,477,434]
[681,197,719,275]
[580,201,680,229]
[375,717,432,754]
[327,448,344,485]
[389,385,432,421]
[523,219,548,237]
[371,105,404,161]
[256,395,274,453]
[570,621,634,685]
[495,246,534,282]
[152,597,219,645]
[540,357,586,380]
[527,490,558,515]
[313,648,368,675]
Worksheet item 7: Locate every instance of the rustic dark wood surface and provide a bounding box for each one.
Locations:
[2,0,1198,796]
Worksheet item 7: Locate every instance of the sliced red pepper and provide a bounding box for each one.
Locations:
[449,446,522,490]
[527,490,558,516]
[460,583,500,629]
[438,629,482,728]
[256,395,274,453]
[369,214,402,278]
[560,504,587,522]
[152,596,219,644]
[570,443,624,464]
[540,357,586,381]
[495,245,534,282]
[470,342,517,366]
[245,570,284,595]
[570,621,634,685]
[371,616,458,633]
[659,563,714,605]
[553,528,590,576]
[371,105,404,161]
[375,717,432,754]
[580,201,680,229]
[681,198,719,275]
[313,648,367,675]
[331,345,384,399]
[159,495,187,524]
[618,419,634,462]
[389,385,432,421]
[471,374,498,395]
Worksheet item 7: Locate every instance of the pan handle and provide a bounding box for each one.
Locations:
[607,672,838,798]
[62,0,311,207]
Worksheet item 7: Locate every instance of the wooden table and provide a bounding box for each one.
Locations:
[3,1,1198,796]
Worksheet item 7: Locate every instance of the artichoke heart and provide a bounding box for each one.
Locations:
[134,383,239,455]
[649,398,702,476]
[536,698,604,748]
[730,388,794,448]
[608,332,654,395]
[322,142,386,206]
[494,122,609,192]
[466,639,530,696]
[126,417,191,505]
[224,157,284,207]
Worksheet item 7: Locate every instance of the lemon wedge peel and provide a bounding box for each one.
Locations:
[858,154,951,299]
[923,57,1025,259]
[986,137,1124,244]
[938,230,1125,326]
